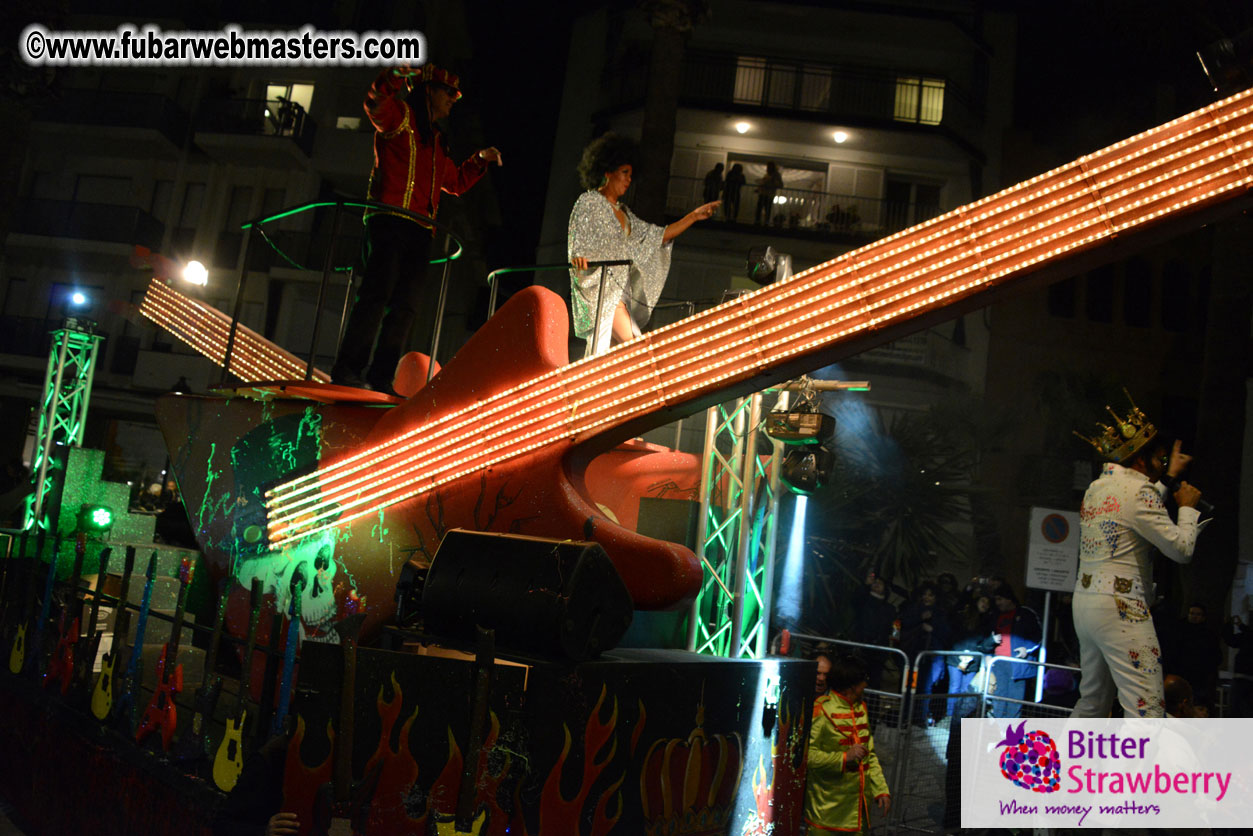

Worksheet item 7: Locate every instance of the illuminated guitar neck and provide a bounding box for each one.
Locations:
[266,87,1253,546]
[140,278,331,384]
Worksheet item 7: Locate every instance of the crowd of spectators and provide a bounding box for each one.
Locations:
[834,568,1251,719]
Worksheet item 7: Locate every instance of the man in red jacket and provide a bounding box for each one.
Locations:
[333,63,502,392]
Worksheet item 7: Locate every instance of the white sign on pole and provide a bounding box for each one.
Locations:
[1025,506,1080,592]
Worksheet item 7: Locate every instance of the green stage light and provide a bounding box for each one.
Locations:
[79,504,114,531]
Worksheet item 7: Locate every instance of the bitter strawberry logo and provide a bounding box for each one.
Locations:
[996,721,1061,793]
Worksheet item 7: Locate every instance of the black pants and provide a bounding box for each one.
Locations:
[335,215,433,387]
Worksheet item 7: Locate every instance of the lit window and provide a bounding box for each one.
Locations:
[894,76,945,125]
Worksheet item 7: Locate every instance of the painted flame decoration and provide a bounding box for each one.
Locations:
[528,684,625,836]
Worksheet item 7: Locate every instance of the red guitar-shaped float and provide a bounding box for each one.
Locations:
[135,557,193,751]
[149,87,1253,647]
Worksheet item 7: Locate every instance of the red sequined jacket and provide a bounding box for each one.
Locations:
[363,68,487,225]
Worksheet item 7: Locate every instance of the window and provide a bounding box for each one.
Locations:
[884,178,943,232]
[264,82,314,136]
[1085,264,1115,323]
[1160,260,1190,332]
[1123,258,1152,327]
[150,180,173,222]
[1047,276,1078,318]
[894,76,945,125]
[74,175,133,206]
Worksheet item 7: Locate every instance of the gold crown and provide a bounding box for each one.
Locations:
[1073,388,1157,462]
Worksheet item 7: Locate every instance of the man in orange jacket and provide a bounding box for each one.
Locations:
[333,63,502,392]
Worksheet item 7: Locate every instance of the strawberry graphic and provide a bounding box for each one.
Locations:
[996,721,1061,793]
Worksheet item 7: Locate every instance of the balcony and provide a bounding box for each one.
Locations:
[665,175,942,242]
[10,198,164,250]
[0,315,61,359]
[30,88,190,158]
[194,98,317,168]
[606,49,981,152]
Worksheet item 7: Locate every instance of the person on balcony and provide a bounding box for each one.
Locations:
[567,133,718,356]
[754,161,783,226]
[702,162,724,204]
[724,163,745,222]
[332,64,502,392]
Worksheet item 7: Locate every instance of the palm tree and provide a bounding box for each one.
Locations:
[807,404,974,589]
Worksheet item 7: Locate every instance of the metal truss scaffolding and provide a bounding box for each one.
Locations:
[24,319,103,531]
[686,393,783,659]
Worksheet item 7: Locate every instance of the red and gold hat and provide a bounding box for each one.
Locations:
[402,64,463,100]
[1073,388,1158,463]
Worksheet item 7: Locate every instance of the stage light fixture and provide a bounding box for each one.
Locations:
[70,291,88,307]
[746,246,793,286]
[183,260,209,286]
[1198,29,1253,95]
[78,503,114,532]
[781,446,835,495]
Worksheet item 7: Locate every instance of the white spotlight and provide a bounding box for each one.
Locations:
[183,260,209,286]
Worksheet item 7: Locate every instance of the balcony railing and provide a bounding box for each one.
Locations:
[194,98,317,156]
[11,198,165,249]
[606,49,979,143]
[34,88,190,148]
[666,175,942,239]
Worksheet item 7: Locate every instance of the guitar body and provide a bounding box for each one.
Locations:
[135,646,183,750]
[212,712,246,792]
[90,650,117,720]
[44,616,79,694]
[8,624,25,675]
[155,288,702,648]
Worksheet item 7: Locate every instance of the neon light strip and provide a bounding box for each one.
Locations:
[265,87,1253,544]
[271,161,1242,538]
[140,279,331,383]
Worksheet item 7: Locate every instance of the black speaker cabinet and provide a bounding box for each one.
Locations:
[421,529,634,662]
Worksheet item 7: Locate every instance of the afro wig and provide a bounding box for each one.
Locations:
[577,133,639,190]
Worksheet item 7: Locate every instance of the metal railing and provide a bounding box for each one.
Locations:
[787,635,1084,835]
[195,97,317,156]
[12,198,165,250]
[35,88,191,148]
[224,200,464,384]
[666,175,942,237]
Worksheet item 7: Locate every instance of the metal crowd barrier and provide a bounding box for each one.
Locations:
[787,636,1081,835]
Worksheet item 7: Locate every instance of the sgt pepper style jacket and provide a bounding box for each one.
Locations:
[804,690,890,832]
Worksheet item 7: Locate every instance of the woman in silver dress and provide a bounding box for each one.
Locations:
[568,134,718,356]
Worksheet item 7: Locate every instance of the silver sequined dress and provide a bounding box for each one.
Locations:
[567,190,673,356]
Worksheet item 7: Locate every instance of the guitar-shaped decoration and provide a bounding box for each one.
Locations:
[113,552,158,734]
[213,579,264,793]
[136,556,194,751]
[309,613,382,836]
[44,533,88,694]
[91,546,136,720]
[73,547,112,701]
[8,528,47,675]
[0,529,27,639]
[151,87,1253,648]
[176,577,231,767]
[271,571,305,739]
[26,533,62,677]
